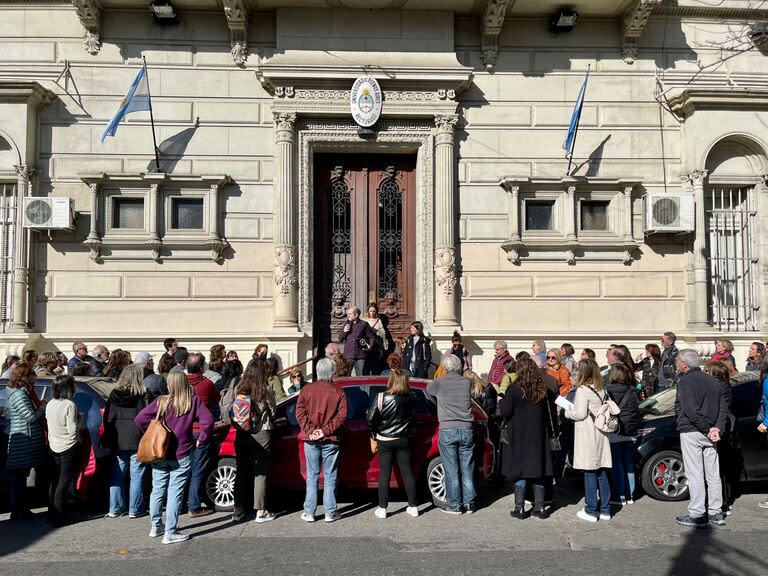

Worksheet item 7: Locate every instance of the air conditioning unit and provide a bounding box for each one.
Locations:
[643,193,695,234]
[22,197,75,230]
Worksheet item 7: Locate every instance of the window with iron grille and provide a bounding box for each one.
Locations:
[0,182,16,333]
[705,186,761,331]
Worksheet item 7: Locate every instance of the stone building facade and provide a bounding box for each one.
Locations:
[1,0,767,375]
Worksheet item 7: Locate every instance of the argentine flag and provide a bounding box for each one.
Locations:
[563,67,590,159]
[100,63,152,143]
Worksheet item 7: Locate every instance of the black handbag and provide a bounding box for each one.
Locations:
[546,399,562,452]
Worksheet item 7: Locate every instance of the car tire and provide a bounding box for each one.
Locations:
[206,457,237,512]
[426,457,448,510]
[640,450,689,502]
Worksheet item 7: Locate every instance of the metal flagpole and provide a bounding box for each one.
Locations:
[566,64,590,177]
[143,56,162,172]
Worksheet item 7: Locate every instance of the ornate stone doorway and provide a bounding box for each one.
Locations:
[312,154,417,351]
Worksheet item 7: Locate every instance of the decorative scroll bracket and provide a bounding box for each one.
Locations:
[71,0,102,55]
[222,0,249,67]
[622,0,661,64]
[481,0,514,71]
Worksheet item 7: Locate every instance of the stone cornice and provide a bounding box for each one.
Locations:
[655,3,768,20]
[666,87,768,119]
[480,0,515,71]
[0,81,55,108]
[622,0,661,65]
[499,176,641,190]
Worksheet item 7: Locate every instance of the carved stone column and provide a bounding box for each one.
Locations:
[143,173,165,262]
[500,181,523,264]
[11,166,33,331]
[273,112,298,328]
[564,184,579,265]
[687,169,709,327]
[433,114,459,328]
[83,180,102,261]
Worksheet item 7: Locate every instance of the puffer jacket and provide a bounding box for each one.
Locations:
[605,383,641,438]
[103,388,147,452]
[366,392,415,440]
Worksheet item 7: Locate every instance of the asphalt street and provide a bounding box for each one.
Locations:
[2,480,767,576]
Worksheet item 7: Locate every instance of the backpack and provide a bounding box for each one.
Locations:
[231,396,251,430]
[587,386,620,434]
[218,376,241,422]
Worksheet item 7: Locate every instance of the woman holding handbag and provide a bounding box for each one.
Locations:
[366,369,419,519]
[363,302,389,375]
[231,360,277,523]
[604,363,640,506]
[401,321,432,379]
[565,359,613,523]
[500,358,555,520]
[103,365,148,519]
[135,372,214,544]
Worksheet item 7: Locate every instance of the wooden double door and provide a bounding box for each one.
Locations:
[313,155,417,351]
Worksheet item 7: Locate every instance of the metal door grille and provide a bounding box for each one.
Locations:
[705,186,760,331]
[0,182,16,333]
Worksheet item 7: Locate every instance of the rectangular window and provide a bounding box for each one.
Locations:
[580,200,609,231]
[171,198,204,230]
[525,201,554,231]
[112,197,144,229]
[0,182,16,333]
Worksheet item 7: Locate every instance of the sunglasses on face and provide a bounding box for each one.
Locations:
[547,356,557,360]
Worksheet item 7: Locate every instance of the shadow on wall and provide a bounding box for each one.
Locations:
[147,118,200,173]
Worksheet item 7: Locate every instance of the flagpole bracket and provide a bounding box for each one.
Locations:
[71,0,102,55]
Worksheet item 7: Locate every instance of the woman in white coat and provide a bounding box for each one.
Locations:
[565,359,613,522]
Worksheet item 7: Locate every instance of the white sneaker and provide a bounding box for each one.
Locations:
[254,512,276,524]
[324,512,341,523]
[374,507,387,519]
[626,499,634,505]
[149,523,165,538]
[105,512,124,519]
[406,506,419,518]
[162,531,190,544]
[300,512,315,523]
[576,510,598,523]
[599,513,611,521]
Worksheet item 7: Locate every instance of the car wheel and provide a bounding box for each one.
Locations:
[206,457,237,512]
[426,457,448,509]
[641,450,689,502]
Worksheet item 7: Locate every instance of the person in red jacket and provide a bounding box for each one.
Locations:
[186,353,220,517]
[488,340,513,388]
[296,357,347,523]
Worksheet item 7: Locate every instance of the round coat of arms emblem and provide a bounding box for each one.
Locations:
[350,76,382,128]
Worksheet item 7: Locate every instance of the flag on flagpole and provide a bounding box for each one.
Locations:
[100,63,152,143]
[563,67,590,159]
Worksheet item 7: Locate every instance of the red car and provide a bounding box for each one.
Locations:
[206,377,495,511]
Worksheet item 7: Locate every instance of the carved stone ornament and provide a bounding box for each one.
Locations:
[686,169,709,186]
[71,0,102,55]
[331,291,347,319]
[274,112,297,132]
[435,114,459,133]
[204,238,229,264]
[274,244,297,297]
[622,0,661,65]
[383,291,399,319]
[83,238,102,261]
[146,239,162,262]
[434,246,457,298]
[222,0,249,66]
[565,243,580,265]
[481,0,513,70]
[501,240,524,265]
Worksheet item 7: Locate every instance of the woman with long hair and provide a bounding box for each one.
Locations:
[6,362,45,520]
[45,374,80,525]
[36,352,60,376]
[401,321,432,379]
[264,357,285,402]
[287,370,305,395]
[465,370,497,417]
[500,358,555,519]
[366,369,419,518]
[1,354,20,378]
[157,353,175,377]
[232,359,277,523]
[634,343,661,399]
[363,302,389,375]
[708,361,739,515]
[103,365,148,518]
[746,341,765,373]
[103,349,132,379]
[135,372,213,544]
[204,344,226,385]
[604,363,640,506]
[565,359,613,522]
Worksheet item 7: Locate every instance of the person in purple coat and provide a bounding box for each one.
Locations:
[135,372,213,544]
[338,306,375,376]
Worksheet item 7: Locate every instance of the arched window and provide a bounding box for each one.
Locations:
[704,136,766,331]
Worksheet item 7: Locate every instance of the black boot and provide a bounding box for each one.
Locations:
[510,485,527,519]
[532,484,549,519]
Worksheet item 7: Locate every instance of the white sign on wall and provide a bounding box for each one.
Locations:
[350,76,382,128]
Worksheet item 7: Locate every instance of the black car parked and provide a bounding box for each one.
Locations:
[636,371,768,502]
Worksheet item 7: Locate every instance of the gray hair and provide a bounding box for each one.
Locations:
[533,339,547,351]
[133,351,152,366]
[347,306,360,317]
[325,343,339,356]
[316,357,335,381]
[441,354,461,373]
[493,340,508,350]
[677,349,700,369]
[663,331,677,344]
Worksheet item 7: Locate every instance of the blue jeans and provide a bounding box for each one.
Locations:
[438,427,475,511]
[150,456,192,533]
[583,469,611,517]
[188,439,211,511]
[303,442,340,516]
[109,450,146,515]
[610,440,636,502]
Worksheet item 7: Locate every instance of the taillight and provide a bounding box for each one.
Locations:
[637,427,655,437]
[98,407,105,437]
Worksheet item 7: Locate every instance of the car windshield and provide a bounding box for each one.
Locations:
[639,388,677,416]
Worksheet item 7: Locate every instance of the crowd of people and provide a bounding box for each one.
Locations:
[3,319,768,542]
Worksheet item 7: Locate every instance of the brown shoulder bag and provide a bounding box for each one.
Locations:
[137,412,171,463]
